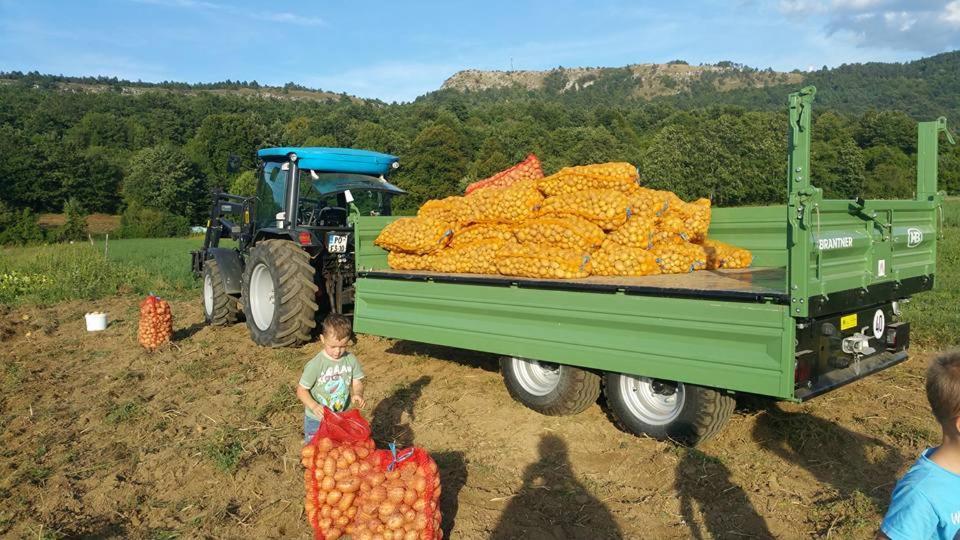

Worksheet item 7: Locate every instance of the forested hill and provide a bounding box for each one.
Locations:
[1,51,959,242]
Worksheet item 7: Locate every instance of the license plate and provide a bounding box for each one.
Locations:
[327,233,348,253]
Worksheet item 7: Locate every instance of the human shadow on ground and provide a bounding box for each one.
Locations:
[676,447,774,539]
[752,408,908,516]
[385,340,500,373]
[369,375,468,537]
[489,434,622,540]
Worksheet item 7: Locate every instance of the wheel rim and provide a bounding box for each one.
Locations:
[249,263,275,331]
[510,357,561,396]
[619,375,685,425]
[203,273,214,317]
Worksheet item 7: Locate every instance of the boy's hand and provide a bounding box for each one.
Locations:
[311,404,325,418]
[351,395,366,409]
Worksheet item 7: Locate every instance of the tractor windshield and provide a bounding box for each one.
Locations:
[304,172,405,197]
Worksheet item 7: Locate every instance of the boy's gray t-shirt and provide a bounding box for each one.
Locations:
[299,351,364,418]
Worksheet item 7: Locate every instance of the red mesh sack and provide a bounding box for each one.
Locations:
[351,445,443,540]
[465,154,543,195]
[137,294,172,350]
[302,408,376,540]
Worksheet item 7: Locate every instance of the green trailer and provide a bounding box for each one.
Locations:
[351,87,954,445]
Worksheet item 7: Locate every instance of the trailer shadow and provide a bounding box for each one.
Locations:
[385,340,500,373]
[490,434,622,540]
[752,407,908,511]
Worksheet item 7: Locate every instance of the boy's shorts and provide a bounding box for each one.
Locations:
[303,415,321,444]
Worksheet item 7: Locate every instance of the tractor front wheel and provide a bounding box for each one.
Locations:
[203,259,239,326]
[242,239,319,347]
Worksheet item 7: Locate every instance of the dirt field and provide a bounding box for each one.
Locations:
[0,297,942,539]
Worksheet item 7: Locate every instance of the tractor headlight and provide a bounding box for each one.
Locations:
[288,152,298,162]
[391,161,400,169]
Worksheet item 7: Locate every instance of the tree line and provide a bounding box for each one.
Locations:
[1,51,958,244]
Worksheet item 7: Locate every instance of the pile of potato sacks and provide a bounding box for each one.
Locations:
[375,158,752,279]
[303,437,442,540]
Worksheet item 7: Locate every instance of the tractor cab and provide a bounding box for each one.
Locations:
[192,147,405,347]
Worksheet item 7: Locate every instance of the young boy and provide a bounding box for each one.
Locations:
[879,351,960,540]
[296,313,366,443]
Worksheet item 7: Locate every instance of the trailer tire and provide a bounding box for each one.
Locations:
[603,372,734,446]
[500,357,600,416]
[242,239,319,347]
[203,259,239,326]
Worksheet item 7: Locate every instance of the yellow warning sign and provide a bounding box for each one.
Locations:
[840,313,858,331]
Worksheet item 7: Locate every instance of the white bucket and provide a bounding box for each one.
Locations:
[85,312,107,332]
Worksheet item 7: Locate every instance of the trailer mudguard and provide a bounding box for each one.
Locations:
[208,247,243,294]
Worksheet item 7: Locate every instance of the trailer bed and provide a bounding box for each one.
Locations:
[358,266,788,304]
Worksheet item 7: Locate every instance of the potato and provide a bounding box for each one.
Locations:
[326,489,342,505]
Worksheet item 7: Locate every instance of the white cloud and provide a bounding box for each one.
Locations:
[832,0,884,8]
[779,0,827,13]
[944,1,960,24]
[133,0,325,27]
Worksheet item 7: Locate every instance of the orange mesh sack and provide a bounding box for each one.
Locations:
[657,198,711,243]
[351,446,443,540]
[701,239,753,270]
[538,162,639,196]
[607,211,657,249]
[465,154,543,195]
[496,241,591,279]
[650,241,707,274]
[302,408,376,540]
[627,187,672,217]
[387,252,436,271]
[375,218,454,255]
[591,240,661,277]
[138,295,173,351]
[537,189,631,231]
[417,197,470,227]
[514,216,606,251]
[450,223,515,247]
[429,241,504,274]
[464,180,544,224]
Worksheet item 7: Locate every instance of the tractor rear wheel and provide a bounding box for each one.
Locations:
[242,239,319,347]
[203,259,239,326]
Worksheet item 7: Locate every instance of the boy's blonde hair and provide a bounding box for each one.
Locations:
[322,313,354,341]
[926,350,960,424]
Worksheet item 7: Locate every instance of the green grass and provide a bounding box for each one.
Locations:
[202,427,247,473]
[903,198,959,348]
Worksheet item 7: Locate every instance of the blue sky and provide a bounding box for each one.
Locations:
[1,0,958,103]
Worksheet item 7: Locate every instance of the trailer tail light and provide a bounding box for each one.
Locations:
[886,321,910,352]
[794,350,814,387]
[298,231,312,245]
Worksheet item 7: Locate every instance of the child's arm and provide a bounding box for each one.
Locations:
[351,379,366,409]
[296,385,324,418]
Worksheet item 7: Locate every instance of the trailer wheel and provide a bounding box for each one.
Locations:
[203,259,239,326]
[500,357,600,416]
[242,239,319,347]
[603,373,734,446]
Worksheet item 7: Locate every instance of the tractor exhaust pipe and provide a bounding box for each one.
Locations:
[284,153,300,229]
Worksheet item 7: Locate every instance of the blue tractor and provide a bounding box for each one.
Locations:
[191,147,404,347]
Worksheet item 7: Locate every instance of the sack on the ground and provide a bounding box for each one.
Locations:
[465,154,544,195]
[536,189,630,231]
[514,216,606,251]
[351,446,443,540]
[138,295,172,351]
[375,218,454,255]
[701,239,753,270]
[538,162,639,196]
[496,241,591,279]
[303,408,375,540]
[449,223,515,247]
[591,240,660,277]
[463,181,543,224]
[650,241,707,274]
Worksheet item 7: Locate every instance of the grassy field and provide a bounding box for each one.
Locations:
[2,202,957,347]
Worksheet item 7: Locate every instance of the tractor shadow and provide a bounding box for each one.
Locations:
[370,375,468,537]
[490,434,621,539]
[173,322,206,342]
[385,340,500,373]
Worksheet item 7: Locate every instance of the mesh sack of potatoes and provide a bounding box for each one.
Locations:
[387,251,435,271]
[701,239,753,270]
[464,180,544,224]
[465,154,544,195]
[657,198,711,243]
[514,216,606,251]
[537,189,631,231]
[375,218,454,255]
[627,187,672,217]
[591,239,661,277]
[417,196,470,227]
[428,240,504,274]
[496,241,592,279]
[650,241,708,274]
[538,162,639,197]
[449,223,515,247]
[607,211,657,249]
